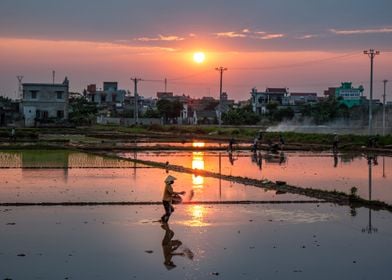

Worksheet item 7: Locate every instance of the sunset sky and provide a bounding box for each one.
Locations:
[1,0,392,101]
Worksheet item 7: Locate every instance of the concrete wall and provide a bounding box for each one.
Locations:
[97,116,162,126]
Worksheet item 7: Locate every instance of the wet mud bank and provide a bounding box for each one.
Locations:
[2,140,392,154]
[0,200,325,207]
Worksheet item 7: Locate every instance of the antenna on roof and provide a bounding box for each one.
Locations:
[52,70,55,84]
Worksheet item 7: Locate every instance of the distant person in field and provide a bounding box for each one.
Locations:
[160,175,185,224]
[10,127,16,141]
[279,133,285,147]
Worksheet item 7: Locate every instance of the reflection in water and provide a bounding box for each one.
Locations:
[192,142,205,148]
[228,151,238,166]
[192,144,205,188]
[383,156,386,178]
[0,150,135,168]
[161,223,194,270]
[333,151,338,168]
[251,151,263,170]
[362,153,378,234]
[182,205,210,227]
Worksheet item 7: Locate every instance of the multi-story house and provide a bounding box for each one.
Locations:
[251,87,288,114]
[22,77,69,127]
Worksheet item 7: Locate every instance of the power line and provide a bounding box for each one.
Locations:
[167,69,215,81]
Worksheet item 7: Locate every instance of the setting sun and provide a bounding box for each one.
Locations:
[193,52,205,63]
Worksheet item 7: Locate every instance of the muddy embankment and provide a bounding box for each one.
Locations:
[1,126,392,153]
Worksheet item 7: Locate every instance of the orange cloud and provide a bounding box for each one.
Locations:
[135,34,185,41]
[330,27,392,35]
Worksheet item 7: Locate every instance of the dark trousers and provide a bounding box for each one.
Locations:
[161,200,174,223]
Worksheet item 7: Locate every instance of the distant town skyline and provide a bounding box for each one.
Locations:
[1,0,392,101]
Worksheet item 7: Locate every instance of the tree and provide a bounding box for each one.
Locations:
[69,96,98,125]
[156,99,183,123]
[222,105,261,125]
[299,96,353,124]
[143,108,160,118]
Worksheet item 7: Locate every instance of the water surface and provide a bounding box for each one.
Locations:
[119,150,392,203]
[1,203,391,279]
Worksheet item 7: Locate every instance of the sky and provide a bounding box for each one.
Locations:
[1,0,392,101]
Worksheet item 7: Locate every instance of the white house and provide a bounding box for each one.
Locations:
[22,77,69,127]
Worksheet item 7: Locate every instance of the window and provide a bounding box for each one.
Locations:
[56,91,63,99]
[42,111,49,119]
[101,95,106,102]
[112,94,116,102]
[57,110,64,119]
[36,110,41,119]
[31,90,38,99]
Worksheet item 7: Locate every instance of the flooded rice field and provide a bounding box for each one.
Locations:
[1,204,392,279]
[1,148,391,279]
[119,149,392,203]
[0,150,310,203]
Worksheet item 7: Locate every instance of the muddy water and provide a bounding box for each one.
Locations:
[1,204,391,279]
[119,150,392,203]
[0,150,311,203]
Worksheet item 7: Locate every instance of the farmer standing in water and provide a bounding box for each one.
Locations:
[161,175,185,223]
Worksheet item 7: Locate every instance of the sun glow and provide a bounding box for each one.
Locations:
[193,52,205,63]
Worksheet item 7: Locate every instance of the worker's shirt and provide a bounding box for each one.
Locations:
[162,183,174,202]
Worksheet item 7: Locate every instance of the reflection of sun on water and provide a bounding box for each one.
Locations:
[192,205,204,219]
[192,142,205,148]
[192,148,205,188]
[192,152,204,170]
[192,175,204,187]
[182,205,210,227]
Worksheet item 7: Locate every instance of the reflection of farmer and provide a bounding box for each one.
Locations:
[161,223,194,270]
[228,138,235,152]
[228,151,235,165]
[332,134,339,151]
[333,152,338,168]
[252,137,258,153]
[160,175,185,224]
[257,152,263,169]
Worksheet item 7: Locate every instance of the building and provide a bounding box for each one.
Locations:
[86,82,126,105]
[323,87,337,98]
[286,92,318,105]
[250,87,288,114]
[22,77,69,127]
[335,82,364,108]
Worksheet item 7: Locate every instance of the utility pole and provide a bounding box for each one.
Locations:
[131,78,142,124]
[382,80,388,136]
[16,75,24,100]
[215,66,228,126]
[164,78,167,93]
[363,49,380,135]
